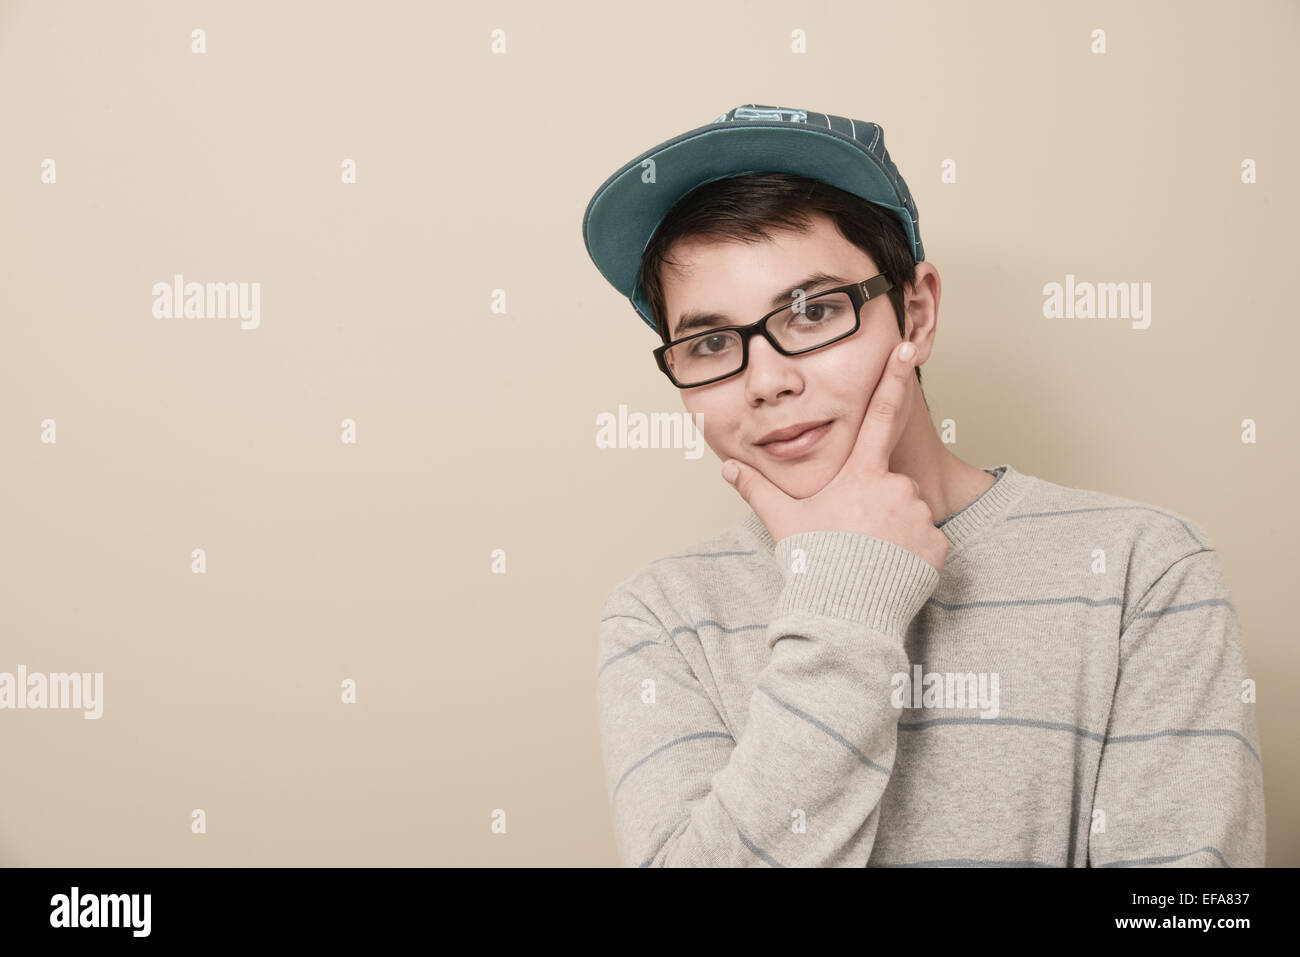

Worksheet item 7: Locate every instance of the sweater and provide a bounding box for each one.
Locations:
[594,463,1266,867]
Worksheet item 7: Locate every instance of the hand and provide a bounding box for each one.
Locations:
[720,340,949,574]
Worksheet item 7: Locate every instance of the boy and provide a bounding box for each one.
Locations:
[581,104,1265,867]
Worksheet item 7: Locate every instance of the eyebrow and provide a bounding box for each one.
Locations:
[671,272,850,340]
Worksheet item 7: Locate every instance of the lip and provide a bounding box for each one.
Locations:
[756,419,833,445]
[758,421,831,459]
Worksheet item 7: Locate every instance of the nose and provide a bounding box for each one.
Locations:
[742,334,801,400]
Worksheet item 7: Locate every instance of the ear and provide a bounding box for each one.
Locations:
[904,263,941,366]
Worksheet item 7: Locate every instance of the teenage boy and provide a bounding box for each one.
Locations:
[581,104,1265,867]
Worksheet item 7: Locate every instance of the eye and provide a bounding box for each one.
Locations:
[690,334,730,356]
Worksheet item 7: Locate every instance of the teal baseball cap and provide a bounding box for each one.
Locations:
[581,104,925,336]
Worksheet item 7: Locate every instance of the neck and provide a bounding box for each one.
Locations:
[888,381,998,525]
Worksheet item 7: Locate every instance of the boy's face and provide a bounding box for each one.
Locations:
[660,213,916,500]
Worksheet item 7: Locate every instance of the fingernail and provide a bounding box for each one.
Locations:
[898,342,916,362]
[722,461,739,483]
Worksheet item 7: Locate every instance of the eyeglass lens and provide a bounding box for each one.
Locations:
[664,291,857,386]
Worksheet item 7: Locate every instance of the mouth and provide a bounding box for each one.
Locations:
[757,420,833,459]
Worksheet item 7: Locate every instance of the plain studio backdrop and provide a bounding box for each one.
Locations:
[0,0,1295,866]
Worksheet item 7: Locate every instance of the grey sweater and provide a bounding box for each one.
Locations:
[595,464,1266,867]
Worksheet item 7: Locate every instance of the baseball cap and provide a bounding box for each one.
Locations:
[581,104,925,336]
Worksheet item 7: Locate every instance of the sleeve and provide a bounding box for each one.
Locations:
[1087,546,1266,867]
[595,530,940,867]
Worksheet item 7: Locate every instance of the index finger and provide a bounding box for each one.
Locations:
[844,340,917,475]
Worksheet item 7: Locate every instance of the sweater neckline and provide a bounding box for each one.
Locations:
[738,463,1033,559]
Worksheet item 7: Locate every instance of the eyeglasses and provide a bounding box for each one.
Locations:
[653,273,893,388]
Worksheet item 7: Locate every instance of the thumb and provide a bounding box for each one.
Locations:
[721,458,785,522]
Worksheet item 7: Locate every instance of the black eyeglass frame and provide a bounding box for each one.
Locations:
[653,273,894,389]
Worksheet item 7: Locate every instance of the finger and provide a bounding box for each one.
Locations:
[721,458,791,525]
[846,340,917,476]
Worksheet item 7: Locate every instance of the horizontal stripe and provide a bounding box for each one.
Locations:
[1095,845,1230,867]
[602,591,1235,674]
[669,620,767,640]
[899,714,1105,744]
[650,549,758,563]
[899,715,1259,762]
[1105,727,1260,764]
[1132,597,1230,620]
[928,595,1122,611]
[736,827,784,867]
[757,684,890,776]
[870,857,1057,868]
[612,731,732,802]
[1007,504,1202,546]
[596,639,656,676]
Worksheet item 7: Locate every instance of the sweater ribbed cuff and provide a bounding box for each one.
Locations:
[771,531,940,638]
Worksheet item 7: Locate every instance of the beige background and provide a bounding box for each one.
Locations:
[1,0,1295,866]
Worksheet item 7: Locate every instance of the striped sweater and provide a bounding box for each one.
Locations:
[595,463,1266,867]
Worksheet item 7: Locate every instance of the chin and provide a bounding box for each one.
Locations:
[776,472,831,500]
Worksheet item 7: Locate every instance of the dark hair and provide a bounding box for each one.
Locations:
[637,171,924,389]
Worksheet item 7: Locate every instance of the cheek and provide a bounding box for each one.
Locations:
[812,348,875,408]
[682,404,732,457]
[832,340,888,402]
[702,422,740,457]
